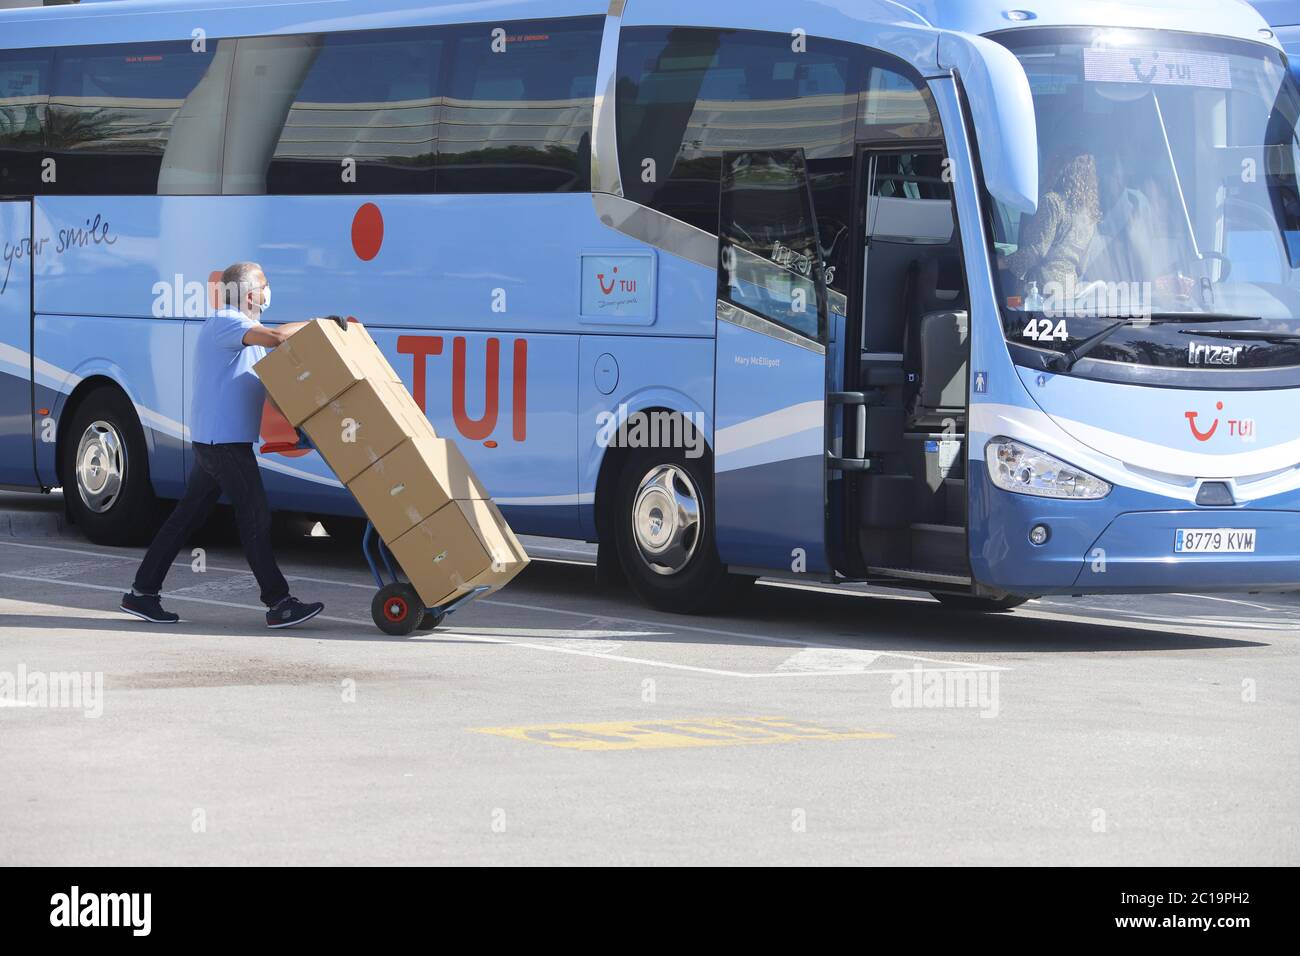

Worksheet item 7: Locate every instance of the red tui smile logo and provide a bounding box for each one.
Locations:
[1185,402,1222,442]
[597,266,618,295]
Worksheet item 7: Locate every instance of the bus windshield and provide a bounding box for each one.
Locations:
[988,27,1300,378]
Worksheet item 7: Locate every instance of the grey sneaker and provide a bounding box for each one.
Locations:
[266,596,324,628]
[120,592,180,624]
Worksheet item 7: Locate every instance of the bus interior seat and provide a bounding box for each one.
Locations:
[903,254,968,425]
[912,310,968,422]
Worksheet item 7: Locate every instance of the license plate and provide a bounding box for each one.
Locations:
[1174,529,1256,553]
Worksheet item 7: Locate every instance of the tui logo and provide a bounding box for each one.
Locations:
[1185,402,1222,442]
[597,266,618,295]
[1185,401,1256,443]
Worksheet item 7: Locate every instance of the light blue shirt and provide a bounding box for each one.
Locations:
[190,308,268,445]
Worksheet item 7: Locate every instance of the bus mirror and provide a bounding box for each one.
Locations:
[938,32,1038,216]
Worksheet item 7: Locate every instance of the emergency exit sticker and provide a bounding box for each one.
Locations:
[580,253,656,325]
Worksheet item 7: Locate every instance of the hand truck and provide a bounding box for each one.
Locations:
[361,521,489,636]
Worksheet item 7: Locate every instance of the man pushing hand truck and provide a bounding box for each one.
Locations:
[120,262,329,627]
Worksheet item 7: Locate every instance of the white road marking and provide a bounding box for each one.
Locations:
[1035,599,1294,630]
[1170,592,1294,613]
[0,566,1003,679]
[777,648,883,673]
[0,573,367,627]
[0,538,1006,673]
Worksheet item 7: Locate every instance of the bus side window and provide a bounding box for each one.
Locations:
[223,29,441,196]
[0,49,50,196]
[438,18,603,194]
[615,27,859,237]
[718,149,824,342]
[49,41,224,195]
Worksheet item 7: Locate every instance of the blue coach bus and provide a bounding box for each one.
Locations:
[1,0,1298,613]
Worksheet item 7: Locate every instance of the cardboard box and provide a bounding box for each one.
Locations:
[302,378,434,483]
[345,320,405,384]
[388,497,529,609]
[254,319,401,426]
[346,432,489,543]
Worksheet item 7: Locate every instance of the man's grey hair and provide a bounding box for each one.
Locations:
[219,261,265,308]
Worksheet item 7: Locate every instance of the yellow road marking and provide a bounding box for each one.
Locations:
[472,716,893,751]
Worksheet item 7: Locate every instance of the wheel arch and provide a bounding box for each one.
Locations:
[591,398,714,546]
[54,374,144,487]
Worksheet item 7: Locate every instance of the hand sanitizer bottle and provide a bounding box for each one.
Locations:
[1024,280,1043,311]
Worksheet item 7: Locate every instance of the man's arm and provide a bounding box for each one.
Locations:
[242,315,348,348]
[243,321,309,348]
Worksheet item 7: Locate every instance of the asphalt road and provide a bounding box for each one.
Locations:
[1,491,1296,865]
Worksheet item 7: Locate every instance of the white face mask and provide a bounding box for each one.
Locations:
[250,285,270,313]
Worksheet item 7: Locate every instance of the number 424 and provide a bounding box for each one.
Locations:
[1023,318,1069,341]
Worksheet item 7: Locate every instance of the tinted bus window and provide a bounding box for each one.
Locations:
[719,149,824,341]
[616,28,859,236]
[438,17,601,193]
[0,50,49,196]
[859,62,942,142]
[224,29,441,195]
[49,41,225,194]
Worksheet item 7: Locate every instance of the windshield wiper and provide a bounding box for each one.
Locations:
[1177,328,1300,341]
[1046,314,1261,372]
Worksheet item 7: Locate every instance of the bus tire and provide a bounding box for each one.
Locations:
[612,447,753,614]
[60,385,161,546]
[930,592,1028,612]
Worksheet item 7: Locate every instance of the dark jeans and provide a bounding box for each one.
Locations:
[133,442,290,607]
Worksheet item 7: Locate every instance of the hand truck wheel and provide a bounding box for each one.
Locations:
[417,608,446,631]
[372,583,421,636]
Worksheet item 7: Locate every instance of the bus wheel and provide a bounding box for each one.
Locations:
[60,386,161,546]
[930,592,1028,612]
[613,448,752,614]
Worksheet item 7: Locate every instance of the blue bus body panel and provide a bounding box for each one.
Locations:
[576,333,715,539]
[713,320,828,574]
[29,194,712,536]
[0,0,609,48]
[32,313,188,496]
[967,369,1300,593]
[34,195,713,338]
[0,201,36,488]
[3,0,1277,63]
[970,467,1300,594]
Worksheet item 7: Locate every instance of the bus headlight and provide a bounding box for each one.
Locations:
[986,437,1111,499]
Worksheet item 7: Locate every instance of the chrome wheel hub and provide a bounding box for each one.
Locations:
[631,464,701,576]
[75,420,126,514]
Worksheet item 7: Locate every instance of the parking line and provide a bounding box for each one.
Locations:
[0,567,1006,679]
[0,539,1005,674]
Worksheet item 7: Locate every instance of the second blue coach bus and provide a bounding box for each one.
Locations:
[2,0,1299,613]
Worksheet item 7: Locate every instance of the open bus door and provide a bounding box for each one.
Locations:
[712,148,833,578]
[0,198,37,488]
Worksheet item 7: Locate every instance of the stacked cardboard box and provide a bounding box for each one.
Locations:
[254,320,528,608]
